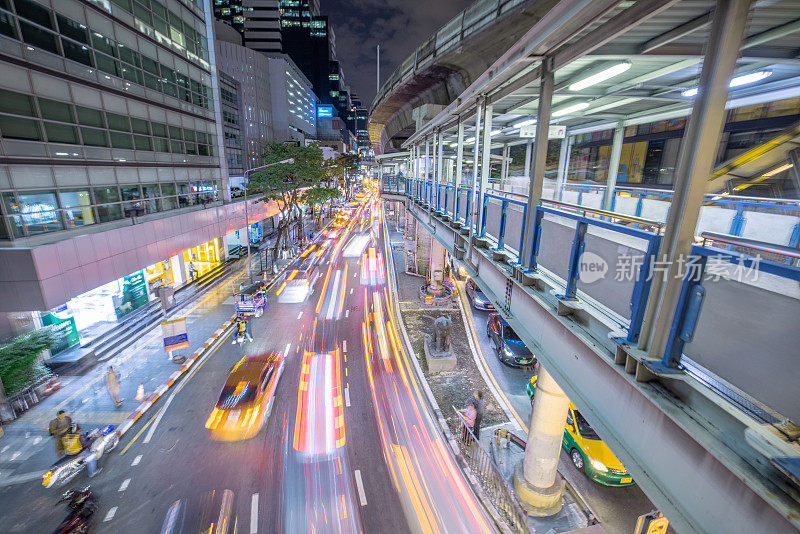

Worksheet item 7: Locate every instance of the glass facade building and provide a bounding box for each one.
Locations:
[0,0,223,240]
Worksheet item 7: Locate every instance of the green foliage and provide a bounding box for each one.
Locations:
[0,328,55,395]
[249,143,326,213]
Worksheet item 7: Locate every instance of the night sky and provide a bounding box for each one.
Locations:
[324,0,473,109]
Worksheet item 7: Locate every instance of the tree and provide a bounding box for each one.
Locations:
[249,143,329,259]
[0,328,55,399]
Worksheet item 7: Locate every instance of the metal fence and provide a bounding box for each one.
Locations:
[453,408,530,533]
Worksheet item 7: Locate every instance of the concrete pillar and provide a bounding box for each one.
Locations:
[554,135,571,201]
[640,0,754,358]
[524,139,533,182]
[436,130,444,191]
[602,121,625,212]
[429,237,446,291]
[424,138,430,181]
[513,365,570,516]
[468,102,483,245]
[455,118,465,189]
[520,58,555,269]
[476,101,493,236]
[502,144,510,187]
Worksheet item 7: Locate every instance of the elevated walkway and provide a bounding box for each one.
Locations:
[382,179,800,533]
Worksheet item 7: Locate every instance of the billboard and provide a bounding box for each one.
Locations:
[317,105,334,118]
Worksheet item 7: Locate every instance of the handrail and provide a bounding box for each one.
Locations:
[541,199,663,228]
[700,232,800,259]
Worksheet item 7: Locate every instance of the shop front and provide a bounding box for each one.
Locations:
[183,238,221,280]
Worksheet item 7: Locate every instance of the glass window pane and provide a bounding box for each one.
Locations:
[0,89,35,116]
[38,98,74,123]
[152,136,169,152]
[153,15,168,37]
[95,53,119,77]
[93,186,120,204]
[151,122,167,137]
[121,65,142,84]
[111,0,132,11]
[160,66,176,84]
[141,55,159,75]
[92,32,116,57]
[160,182,175,196]
[141,183,160,212]
[183,129,195,142]
[117,44,140,67]
[133,3,151,25]
[152,0,167,19]
[130,118,149,134]
[168,125,182,139]
[106,112,130,131]
[59,189,94,228]
[15,0,53,29]
[196,131,207,144]
[76,106,104,127]
[96,203,122,222]
[160,183,177,210]
[144,72,161,91]
[19,21,59,55]
[198,144,208,156]
[1,192,24,237]
[184,142,197,155]
[0,11,18,39]
[0,115,42,140]
[133,134,151,150]
[62,39,94,67]
[109,131,132,149]
[163,82,177,98]
[15,190,63,234]
[170,139,183,153]
[81,127,108,146]
[44,122,79,144]
[57,14,88,44]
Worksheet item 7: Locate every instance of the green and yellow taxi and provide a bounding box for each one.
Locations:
[527,375,635,486]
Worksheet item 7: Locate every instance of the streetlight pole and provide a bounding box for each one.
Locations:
[242,158,294,284]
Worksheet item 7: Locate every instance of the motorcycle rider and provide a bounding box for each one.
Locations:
[62,424,100,478]
[236,315,253,342]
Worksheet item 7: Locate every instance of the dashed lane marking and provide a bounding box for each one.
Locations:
[284,343,291,357]
[297,312,303,320]
[345,387,350,407]
[250,493,259,534]
[104,507,117,522]
[342,340,347,352]
[131,455,142,466]
[345,310,349,318]
[354,470,367,506]
[119,478,130,492]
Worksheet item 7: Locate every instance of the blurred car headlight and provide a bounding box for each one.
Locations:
[503,345,513,357]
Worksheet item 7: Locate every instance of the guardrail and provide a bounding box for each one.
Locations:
[453,408,530,533]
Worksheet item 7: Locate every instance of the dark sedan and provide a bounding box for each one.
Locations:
[487,313,536,367]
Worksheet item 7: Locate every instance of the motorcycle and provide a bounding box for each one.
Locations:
[52,487,98,534]
[43,425,118,488]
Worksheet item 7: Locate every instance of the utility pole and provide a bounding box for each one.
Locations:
[376,44,380,93]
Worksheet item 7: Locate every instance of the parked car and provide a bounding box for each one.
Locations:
[230,185,246,198]
[486,313,536,367]
[465,278,495,311]
[527,378,635,486]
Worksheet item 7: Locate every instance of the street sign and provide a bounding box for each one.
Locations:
[519,124,567,139]
[162,318,188,352]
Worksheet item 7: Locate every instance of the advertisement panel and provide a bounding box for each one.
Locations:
[114,270,149,319]
[42,307,80,355]
[161,318,189,352]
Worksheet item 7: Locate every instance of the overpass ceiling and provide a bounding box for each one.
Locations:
[409,0,800,161]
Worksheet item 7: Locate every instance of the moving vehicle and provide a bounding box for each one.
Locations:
[205,352,285,441]
[278,255,320,303]
[53,487,98,534]
[43,425,118,488]
[487,313,536,367]
[235,282,267,318]
[526,380,634,486]
[449,256,468,280]
[465,279,495,311]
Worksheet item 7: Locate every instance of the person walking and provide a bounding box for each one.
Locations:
[48,410,72,458]
[188,260,198,281]
[106,366,123,407]
[470,391,485,440]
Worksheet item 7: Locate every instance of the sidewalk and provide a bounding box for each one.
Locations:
[0,240,299,486]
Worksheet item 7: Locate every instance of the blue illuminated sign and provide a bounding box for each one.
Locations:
[317,105,334,118]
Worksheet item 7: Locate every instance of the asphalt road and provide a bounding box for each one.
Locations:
[1,193,493,533]
[457,281,658,534]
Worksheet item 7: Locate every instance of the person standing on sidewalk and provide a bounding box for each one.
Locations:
[106,366,123,407]
[48,410,72,458]
[470,391,485,440]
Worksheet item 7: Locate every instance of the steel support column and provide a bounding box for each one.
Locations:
[476,100,494,242]
[602,121,625,212]
[524,139,533,183]
[436,128,445,209]
[467,99,484,250]
[455,118,465,191]
[521,58,554,270]
[640,0,754,358]
[554,134,571,202]
[501,144,510,187]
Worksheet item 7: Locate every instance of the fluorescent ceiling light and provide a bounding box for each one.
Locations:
[466,137,476,143]
[583,98,641,115]
[569,61,632,91]
[681,71,772,97]
[552,102,590,117]
[512,118,536,128]
[490,129,502,136]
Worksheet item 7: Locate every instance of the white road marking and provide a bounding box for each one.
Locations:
[345,387,350,407]
[143,389,178,443]
[345,309,349,318]
[10,451,20,461]
[104,507,117,522]
[1,445,9,453]
[354,470,368,506]
[131,455,142,466]
[342,340,347,353]
[118,478,130,492]
[297,312,303,320]
[350,288,353,295]
[32,437,42,445]
[284,343,291,357]
[353,271,357,278]
[250,493,259,534]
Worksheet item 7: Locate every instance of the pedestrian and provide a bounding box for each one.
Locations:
[106,365,123,407]
[471,391,485,440]
[48,410,72,458]
[188,260,198,281]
